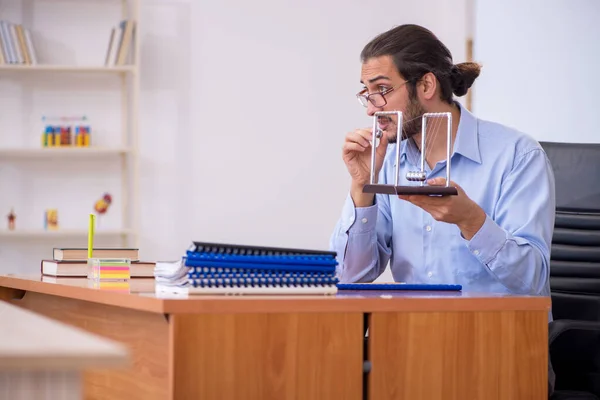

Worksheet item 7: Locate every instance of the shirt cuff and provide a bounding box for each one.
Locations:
[341,192,378,234]
[464,214,507,264]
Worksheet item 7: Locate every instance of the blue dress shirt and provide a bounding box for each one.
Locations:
[329,102,556,298]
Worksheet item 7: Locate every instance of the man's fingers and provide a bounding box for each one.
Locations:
[427,177,446,186]
[398,195,426,206]
[398,194,446,207]
[376,130,389,155]
[343,142,368,154]
[345,130,371,148]
[427,177,460,188]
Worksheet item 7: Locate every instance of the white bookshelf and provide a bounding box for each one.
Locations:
[0,229,132,239]
[0,0,140,264]
[0,147,132,158]
[0,64,135,73]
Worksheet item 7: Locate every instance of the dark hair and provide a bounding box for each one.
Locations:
[360,24,481,103]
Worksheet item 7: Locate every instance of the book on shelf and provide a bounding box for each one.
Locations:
[155,241,340,295]
[0,20,38,66]
[105,19,136,67]
[0,18,134,68]
[53,247,139,262]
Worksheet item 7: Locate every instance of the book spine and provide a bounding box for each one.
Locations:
[188,268,336,279]
[23,28,36,64]
[184,258,336,273]
[186,250,337,266]
[0,21,15,64]
[9,23,23,64]
[191,242,337,257]
[190,275,339,288]
[187,286,338,295]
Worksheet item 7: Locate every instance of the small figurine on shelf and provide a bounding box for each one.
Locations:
[93,193,112,228]
[75,125,91,147]
[94,193,112,215]
[7,208,16,230]
[44,209,59,231]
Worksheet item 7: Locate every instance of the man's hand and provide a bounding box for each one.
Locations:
[343,128,389,207]
[398,177,486,240]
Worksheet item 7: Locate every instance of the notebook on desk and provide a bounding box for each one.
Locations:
[336,283,462,291]
[190,241,338,257]
[179,241,339,295]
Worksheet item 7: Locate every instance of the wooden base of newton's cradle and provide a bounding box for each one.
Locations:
[363,184,458,196]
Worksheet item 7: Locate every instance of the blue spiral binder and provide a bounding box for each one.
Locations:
[184,242,339,295]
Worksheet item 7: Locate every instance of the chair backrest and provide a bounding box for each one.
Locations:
[540,141,600,321]
[541,141,600,213]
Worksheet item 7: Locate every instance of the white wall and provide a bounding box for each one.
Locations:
[0,0,468,276]
[137,0,192,262]
[472,0,600,143]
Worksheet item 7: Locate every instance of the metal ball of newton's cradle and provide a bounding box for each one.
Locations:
[406,171,427,182]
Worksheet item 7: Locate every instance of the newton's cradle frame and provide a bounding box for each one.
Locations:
[362,111,458,196]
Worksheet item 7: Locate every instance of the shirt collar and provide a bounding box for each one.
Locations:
[397,101,481,165]
[452,101,481,164]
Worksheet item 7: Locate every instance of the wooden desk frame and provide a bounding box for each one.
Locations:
[0,277,550,400]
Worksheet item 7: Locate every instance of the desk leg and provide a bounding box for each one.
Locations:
[6,292,169,400]
[169,312,363,400]
[368,311,548,400]
[0,286,25,301]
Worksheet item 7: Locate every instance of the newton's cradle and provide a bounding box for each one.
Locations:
[362,111,458,196]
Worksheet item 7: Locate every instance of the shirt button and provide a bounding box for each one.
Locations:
[361,218,368,224]
[425,225,432,232]
[427,272,433,278]
[473,250,480,256]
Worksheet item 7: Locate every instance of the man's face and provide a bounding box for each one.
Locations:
[359,55,425,143]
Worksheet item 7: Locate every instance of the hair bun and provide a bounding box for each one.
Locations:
[450,62,482,97]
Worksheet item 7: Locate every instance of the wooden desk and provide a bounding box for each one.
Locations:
[0,299,128,399]
[0,274,551,400]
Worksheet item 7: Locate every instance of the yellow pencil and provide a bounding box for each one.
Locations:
[88,213,95,259]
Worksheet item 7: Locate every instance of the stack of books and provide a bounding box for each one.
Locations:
[41,247,154,278]
[155,241,339,295]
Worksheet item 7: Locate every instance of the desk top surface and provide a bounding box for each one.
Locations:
[0,274,551,315]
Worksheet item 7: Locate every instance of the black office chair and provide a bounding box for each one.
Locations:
[540,141,600,399]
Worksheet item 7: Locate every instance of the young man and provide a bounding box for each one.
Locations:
[329,24,556,298]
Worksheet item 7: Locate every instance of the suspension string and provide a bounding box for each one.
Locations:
[401,113,450,176]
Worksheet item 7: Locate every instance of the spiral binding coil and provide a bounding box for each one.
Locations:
[185,242,339,292]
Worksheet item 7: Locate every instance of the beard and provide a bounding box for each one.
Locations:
[377,94,426,144]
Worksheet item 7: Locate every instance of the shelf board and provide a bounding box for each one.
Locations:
[0,147,132,158]
[0,229,132,239]
[0,64,135,73]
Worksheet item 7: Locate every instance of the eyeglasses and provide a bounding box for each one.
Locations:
[356,81,409,108]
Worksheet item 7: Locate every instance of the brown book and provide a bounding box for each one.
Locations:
[116,20,135,65]
[15,25,30,65]
[41,259,154,277]
[53,248,139,262]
